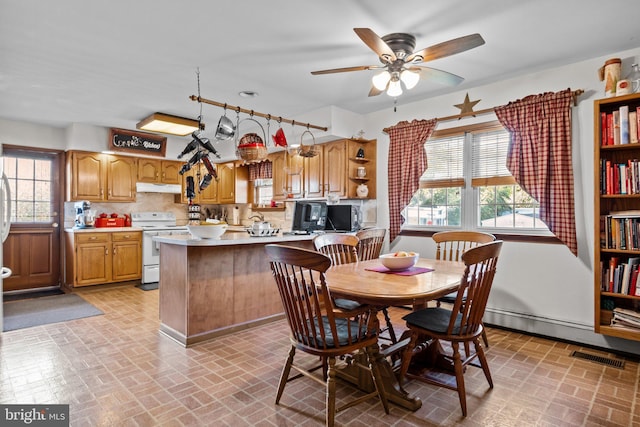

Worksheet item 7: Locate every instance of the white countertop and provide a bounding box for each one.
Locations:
[65,227,144,233]
[153,232,314,246]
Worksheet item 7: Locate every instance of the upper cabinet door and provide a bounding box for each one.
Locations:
[217,162,236,204]
[323,140,347,197]
[69,151,107,201]
[161,161,182,185]
[304,150,324,198]
[106,156,137,201]
[137,158,161,183]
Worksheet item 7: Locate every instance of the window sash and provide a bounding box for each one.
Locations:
[471,129,512,186]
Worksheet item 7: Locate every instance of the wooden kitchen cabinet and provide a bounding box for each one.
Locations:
[323,139,348,198]
[270,151,305,201]
[66,151,137,202]
[65,231,141,287]
[106,155,137,201]
[111,231,143,281]
[137,158,182,184]
[217,162,237,204]
[271,139,372,201]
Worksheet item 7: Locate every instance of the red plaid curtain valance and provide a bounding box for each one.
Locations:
[247,160,273,181]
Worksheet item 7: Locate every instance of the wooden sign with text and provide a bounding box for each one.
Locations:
[109,128,167,157]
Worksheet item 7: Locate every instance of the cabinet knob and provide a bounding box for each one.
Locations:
[89,236,97,240]
[105,249,108,256]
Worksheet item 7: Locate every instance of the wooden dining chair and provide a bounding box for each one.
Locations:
[314,233,397,343]
[356,228,386,262]
[433,230,496,347]
[399,240,503,417]
[265,244,389,427]
[313,233,360,266]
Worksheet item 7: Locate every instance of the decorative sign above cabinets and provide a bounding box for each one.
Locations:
[109,128,167,157]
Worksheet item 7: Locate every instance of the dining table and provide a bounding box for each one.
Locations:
[324,257,466,411]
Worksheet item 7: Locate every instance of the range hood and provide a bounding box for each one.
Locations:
[136,182,181,194]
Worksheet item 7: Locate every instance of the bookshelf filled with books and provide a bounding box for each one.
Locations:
[595,92,640,341]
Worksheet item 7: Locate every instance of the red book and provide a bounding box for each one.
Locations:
[601,112,608,146]
[609,257,620,292]
[608,113,614,145]
[629,267,639,296]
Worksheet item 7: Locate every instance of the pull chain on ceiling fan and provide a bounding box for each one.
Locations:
[311,28,485,97]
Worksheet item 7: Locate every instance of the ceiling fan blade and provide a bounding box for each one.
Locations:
[353,28,397,62]
[408,66,464,86]
[406,33,485,63]
[311,65,380,75]
[368,85,384,97]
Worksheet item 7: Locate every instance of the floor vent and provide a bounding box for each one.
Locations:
[570,350,625,369]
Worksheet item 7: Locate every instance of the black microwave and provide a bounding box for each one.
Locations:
[326,205,361,232]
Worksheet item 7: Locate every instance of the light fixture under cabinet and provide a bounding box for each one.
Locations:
[136,112,202,136]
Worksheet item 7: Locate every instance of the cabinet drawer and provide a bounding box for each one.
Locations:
[76,233,109,244]
[111,231,141,242]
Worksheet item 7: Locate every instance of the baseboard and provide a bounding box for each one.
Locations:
[484,307,640,357]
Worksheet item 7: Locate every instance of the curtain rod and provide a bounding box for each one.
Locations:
[382,89,584,134]
[189,95,328,132]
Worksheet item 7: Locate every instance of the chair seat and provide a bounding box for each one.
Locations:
[438,289,467,304]
[304,316,369,348]
[402,307,462,335]
[334,298,365,311]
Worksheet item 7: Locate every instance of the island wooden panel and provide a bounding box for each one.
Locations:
[158,239,313,346]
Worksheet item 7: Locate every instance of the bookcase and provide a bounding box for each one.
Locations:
[594,92,640,341]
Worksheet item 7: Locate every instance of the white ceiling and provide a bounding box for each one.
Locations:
[1,0,639,133]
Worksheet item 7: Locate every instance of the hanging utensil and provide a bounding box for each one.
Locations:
[215,104,235,141]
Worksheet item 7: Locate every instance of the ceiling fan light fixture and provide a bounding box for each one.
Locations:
[136,112,202,136]
[400,69,420,89]
[372,71,391,90]
[387,80,403,97]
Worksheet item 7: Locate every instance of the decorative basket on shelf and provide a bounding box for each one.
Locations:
[297,130,319,158]
[236,117,268,163]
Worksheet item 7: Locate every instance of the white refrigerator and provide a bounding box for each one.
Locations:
[1,146,12,333]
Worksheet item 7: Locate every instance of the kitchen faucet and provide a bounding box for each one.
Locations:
[249,213,265,222]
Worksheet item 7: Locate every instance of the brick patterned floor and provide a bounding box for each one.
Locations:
[1,285,638,426]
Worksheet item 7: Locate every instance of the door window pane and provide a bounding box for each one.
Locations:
[4,155,53,223]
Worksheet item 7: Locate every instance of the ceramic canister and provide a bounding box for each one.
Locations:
[600,58,621,97]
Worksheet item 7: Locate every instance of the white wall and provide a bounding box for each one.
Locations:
[364,46,640,355]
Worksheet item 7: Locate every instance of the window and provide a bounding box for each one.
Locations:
[3,153,54,223]
[253,178,273,206]
[403,121,549,234]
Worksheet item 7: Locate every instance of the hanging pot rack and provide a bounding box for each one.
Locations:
[189,95,328,132]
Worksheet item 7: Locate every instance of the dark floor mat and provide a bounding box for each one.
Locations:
[136,283,159,291]
[3,288,65,302]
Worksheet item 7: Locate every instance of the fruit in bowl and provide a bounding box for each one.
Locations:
[187,222,228,239]
[379,251,419,271]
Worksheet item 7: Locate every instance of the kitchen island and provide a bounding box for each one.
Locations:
[153,232,315,346]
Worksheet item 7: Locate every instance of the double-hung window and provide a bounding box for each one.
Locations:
[403,121,550,234]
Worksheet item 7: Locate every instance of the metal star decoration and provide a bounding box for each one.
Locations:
[454,93,481,117]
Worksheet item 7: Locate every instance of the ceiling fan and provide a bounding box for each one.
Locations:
[311,28,485,97]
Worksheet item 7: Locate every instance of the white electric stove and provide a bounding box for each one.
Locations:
[131,212,189,284]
